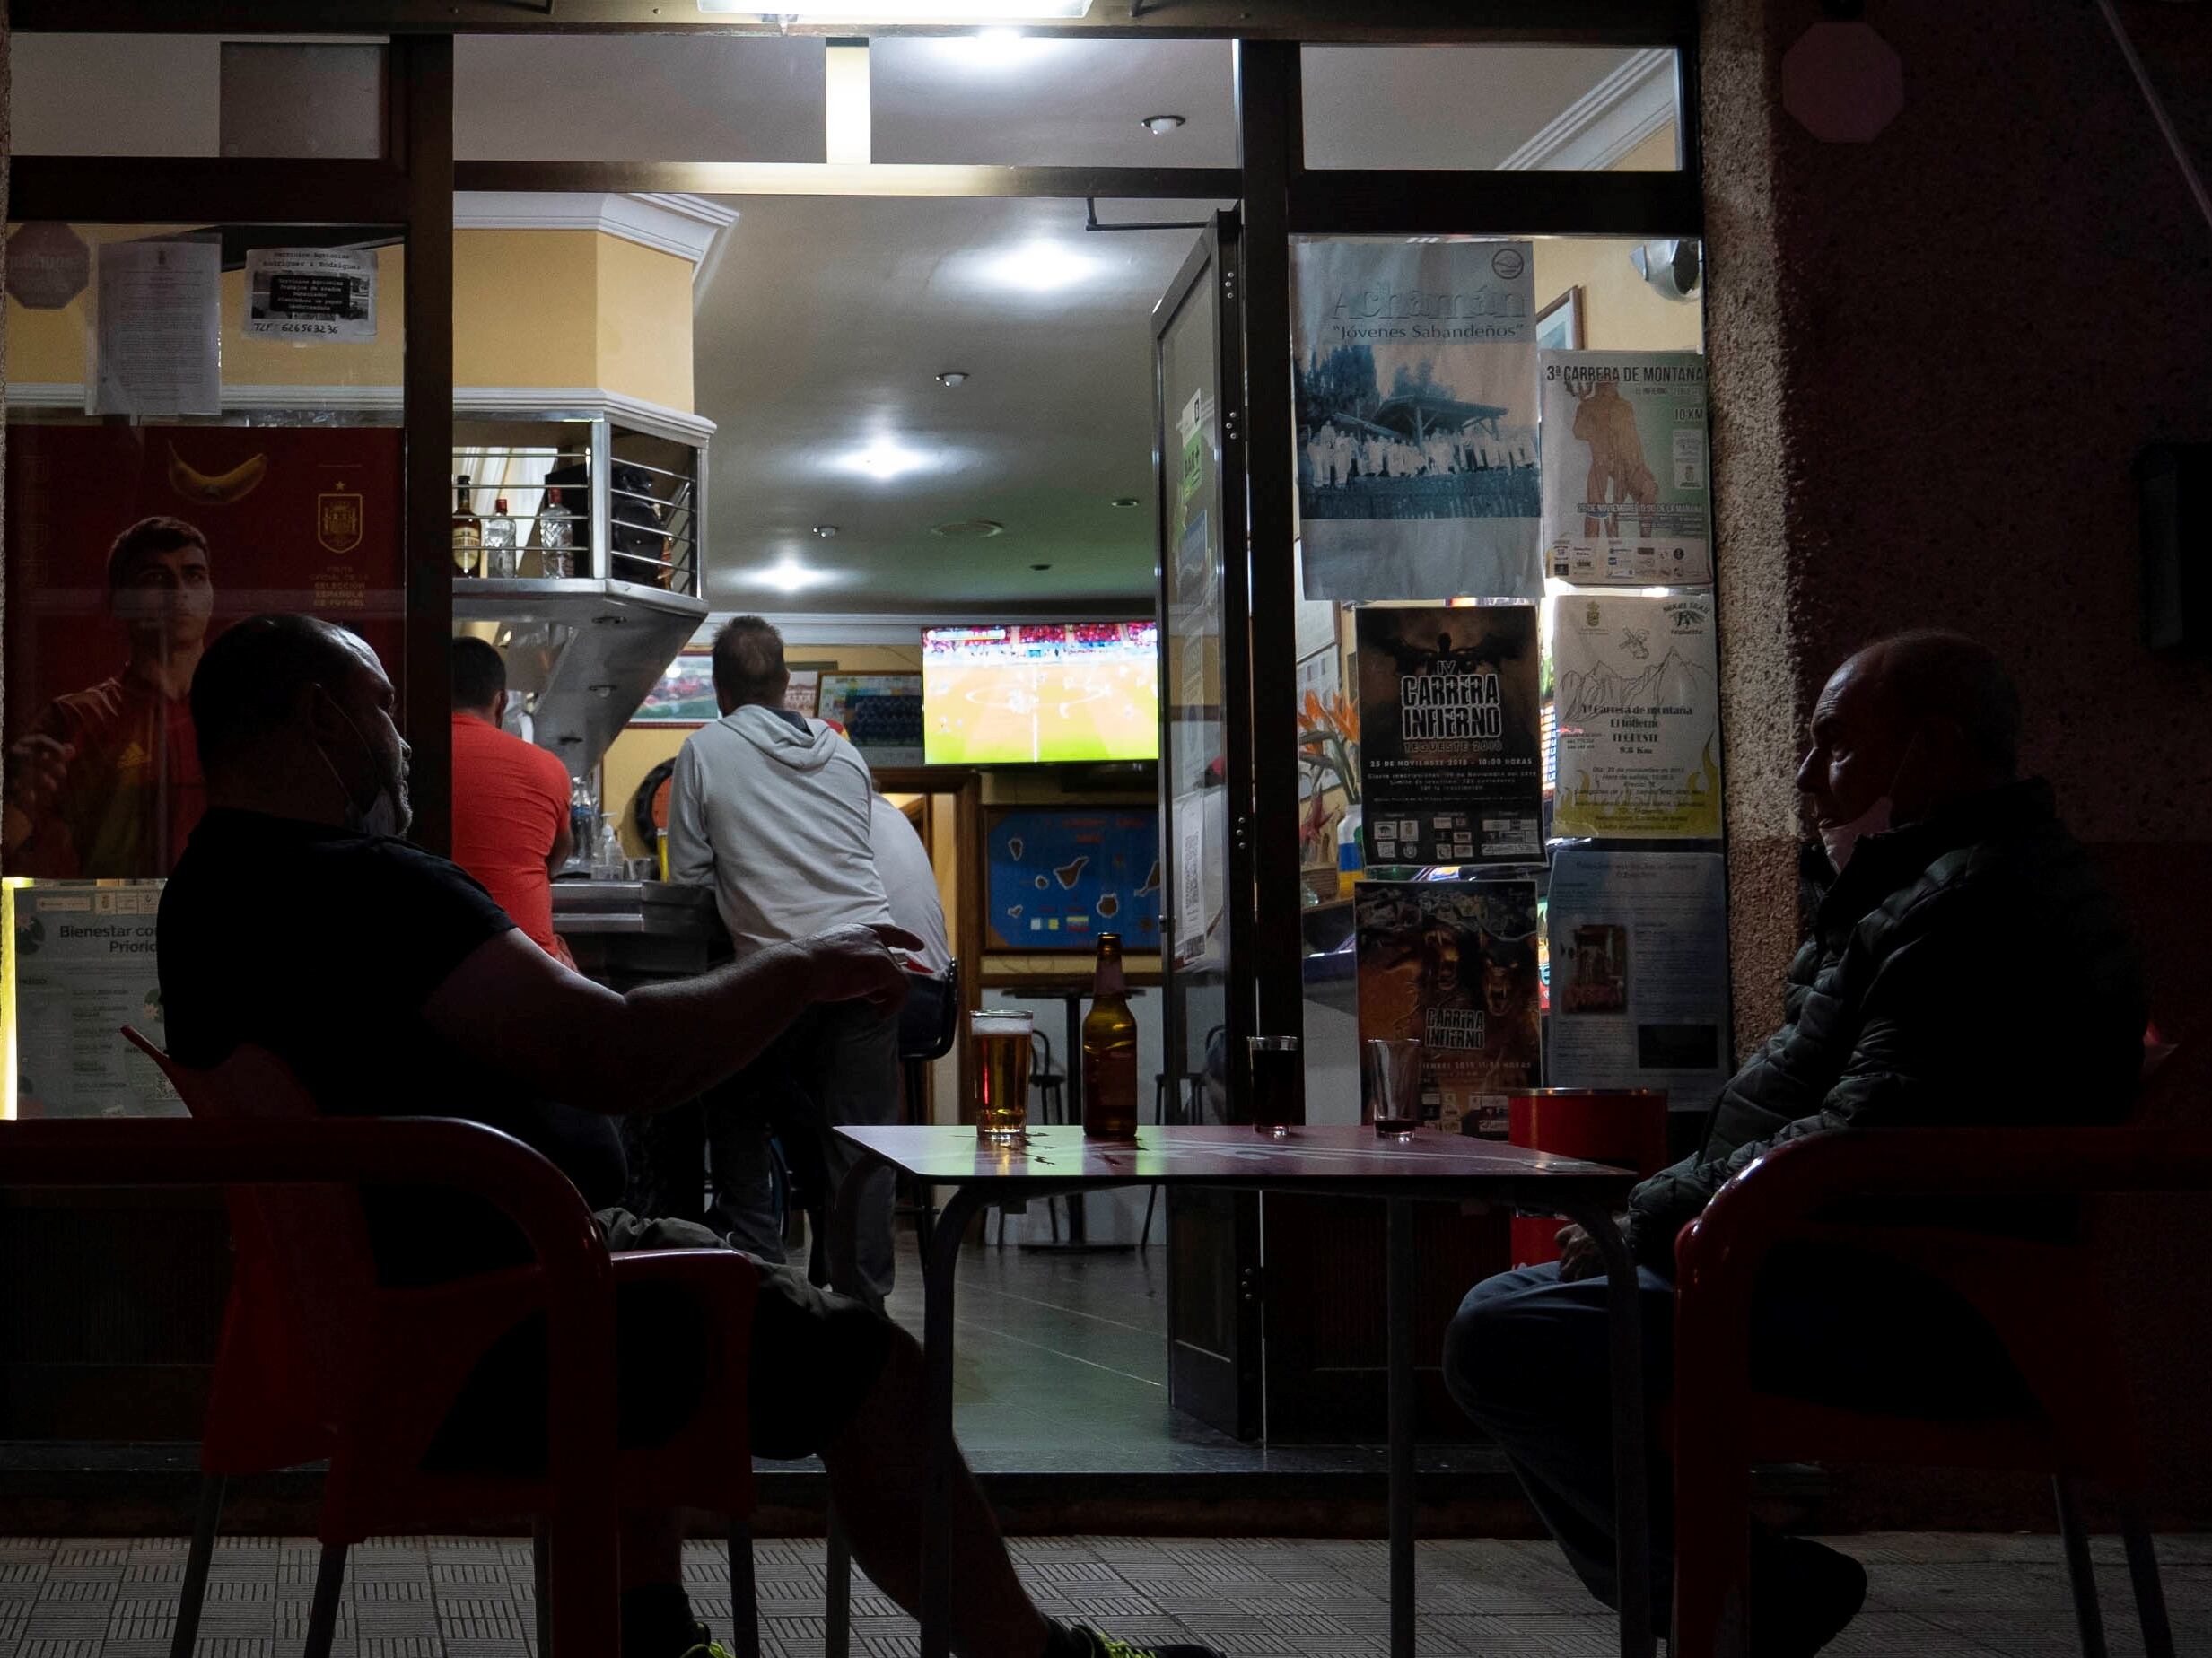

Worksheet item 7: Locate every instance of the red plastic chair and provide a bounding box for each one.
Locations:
[1672,1127,2212,1658]
[116,1028,764,1658]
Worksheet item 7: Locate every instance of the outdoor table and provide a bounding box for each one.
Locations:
[831,1122,1652,1658]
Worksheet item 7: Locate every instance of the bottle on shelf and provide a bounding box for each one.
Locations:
[538,484,576,580]
[483,496,517,579]
[1081,931,1140,1140]
[451,476,481,577]
[594,815,625,879]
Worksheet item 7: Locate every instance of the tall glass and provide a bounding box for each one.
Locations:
[1363,1037,1423,1141]
[971,1010,1034,1142]
[1247,1035,1301,1138]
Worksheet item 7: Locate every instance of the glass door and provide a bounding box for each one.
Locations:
[1154,209,1263,1438]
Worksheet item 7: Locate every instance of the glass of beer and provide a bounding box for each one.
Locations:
[971,1010,1034,1143]
[1247,1035,1301,1138]
[1363,1037,1423,1141]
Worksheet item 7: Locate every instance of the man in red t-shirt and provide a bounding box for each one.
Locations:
[450,637,576,968]
[4,516,214,877]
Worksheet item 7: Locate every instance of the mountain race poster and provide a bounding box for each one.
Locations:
[1551,591,1722,839]
[1355,603,1542,866]
[1293,238,1541,602]
[1539,350,1711,587]
[1355,877,1542,1134]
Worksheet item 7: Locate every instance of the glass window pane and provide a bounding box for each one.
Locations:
[220,42,388,160]
[1301,46,1681,172]
[12,35,221,157]
[1288,234,1713,1134]
[870,38,1235,168]
[5,220,406,1119]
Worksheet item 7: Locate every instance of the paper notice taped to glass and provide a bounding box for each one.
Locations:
[92,239,221,417]
[6,881,183,1119]
[1544,849,1729,1112]
[1172,786,1228,973]
[243,247,378,344]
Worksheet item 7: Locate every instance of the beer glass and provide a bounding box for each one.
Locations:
[1247,1035,1301,1138]
[1363,1037,1423,1141]
[971,1010,1034,1142]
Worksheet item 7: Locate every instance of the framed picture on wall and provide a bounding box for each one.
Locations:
[1536,285,1585,351]
[982,806,1163,954]
[630,648,719,726]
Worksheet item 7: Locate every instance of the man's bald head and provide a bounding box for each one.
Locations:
[1798,632,2023,833]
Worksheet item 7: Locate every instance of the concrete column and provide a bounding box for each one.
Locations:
[1701,0,2212,1047]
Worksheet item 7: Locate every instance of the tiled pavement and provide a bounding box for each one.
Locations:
[2,1531,2208,1658]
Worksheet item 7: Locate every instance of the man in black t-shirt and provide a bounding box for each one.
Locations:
[158,615,1216,1658]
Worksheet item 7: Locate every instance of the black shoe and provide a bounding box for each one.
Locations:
[1753,1539,1867,1658]
[1057,1623,1224,1658]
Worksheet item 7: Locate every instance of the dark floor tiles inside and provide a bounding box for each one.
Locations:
[0,1532,2205,1658]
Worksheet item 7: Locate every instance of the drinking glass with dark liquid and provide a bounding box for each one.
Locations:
[1247,1035,1301,1137]
[1363,1037,1423,1141]
[971,1010,1034,1143]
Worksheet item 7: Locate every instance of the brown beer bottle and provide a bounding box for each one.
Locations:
[1081,932,1140,1139]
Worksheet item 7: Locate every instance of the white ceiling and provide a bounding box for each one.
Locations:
[693,193,1221,616]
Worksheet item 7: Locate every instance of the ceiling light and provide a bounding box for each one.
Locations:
[741,557,835,594]
[1141,114,1187,135]
[1109,496,1140,509]
[1030,563,1054,572]
[837,438,927,481]
[936,371,970,388]
[988,240,1096,293]
[825,40,871,166]
[812,525,839,537]
[696,2,1091,17]
[950,28,1035,67]
[931,519,1005,539]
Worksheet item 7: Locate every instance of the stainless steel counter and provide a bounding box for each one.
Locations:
[552,878,727,982]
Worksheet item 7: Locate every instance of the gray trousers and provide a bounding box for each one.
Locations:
[705,999,901,1303]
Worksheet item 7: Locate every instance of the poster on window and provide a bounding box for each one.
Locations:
[92,239,220,417]
[1356,877,1542,1134]
[6,881,181,1118]
[1293,238,1541,603]
[243,248,378,343]
[1540,351,1711,586]
[1551,590,1722,840]
[1545,849,1730,1112]
[1355,603,1542,866]
[4,424,405,879]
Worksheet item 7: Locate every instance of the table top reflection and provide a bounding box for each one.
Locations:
[834,1122,1637,1195]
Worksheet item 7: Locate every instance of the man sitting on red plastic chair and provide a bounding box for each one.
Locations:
[156,613,1220,1658]
[1441,632,2147,1657]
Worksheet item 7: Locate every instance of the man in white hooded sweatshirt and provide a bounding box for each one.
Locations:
[669,615,903,1301]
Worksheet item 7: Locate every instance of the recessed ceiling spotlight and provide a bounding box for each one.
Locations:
[931,519,1006,539]
[1030,563,1054,572]
[988,240,1097,293]
[936,371,970,388]
[1141,114,1187,135]
[1109,496,1141,509]
[812,524,839,537]
[741,557,835,595]
[837,438,927,481]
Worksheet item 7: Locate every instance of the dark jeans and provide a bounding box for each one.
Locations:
[1442,1242,2033,1637]
[705,1000,901,1302]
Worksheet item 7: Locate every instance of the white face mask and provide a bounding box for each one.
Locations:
[1815,731,1921,874]
[316,699,407,838]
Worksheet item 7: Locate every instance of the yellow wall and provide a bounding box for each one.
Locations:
[594,236,696,413]
[10,225,695,410]
[1530,125,1701,354]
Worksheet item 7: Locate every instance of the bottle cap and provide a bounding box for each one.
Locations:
[495,498,509,512]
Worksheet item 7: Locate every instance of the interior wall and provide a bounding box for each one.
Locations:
[1529,123,1702,354]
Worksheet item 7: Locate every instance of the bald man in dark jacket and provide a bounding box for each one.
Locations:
[1444,633,2146,1658]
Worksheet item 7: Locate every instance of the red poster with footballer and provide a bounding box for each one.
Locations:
[4,423,404,878]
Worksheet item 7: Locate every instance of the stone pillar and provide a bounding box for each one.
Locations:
[1701,0,2212,1049]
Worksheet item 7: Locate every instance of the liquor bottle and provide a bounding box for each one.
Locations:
[483,496,517,579]
[451,476,481,577]
[1081,931,1140,1139]
[539,485,575,579]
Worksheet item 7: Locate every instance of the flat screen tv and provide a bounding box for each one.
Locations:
[922,622,1159,765]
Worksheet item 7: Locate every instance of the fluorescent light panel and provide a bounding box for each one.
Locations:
[698,1,1089,16]
[825,41,871,164]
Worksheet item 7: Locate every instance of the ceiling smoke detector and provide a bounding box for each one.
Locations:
[811,524,839,537]
[1141,114,1187,135]
[931,519,1006,539]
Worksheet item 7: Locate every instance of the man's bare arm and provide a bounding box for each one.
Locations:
[421,921,922,1114]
